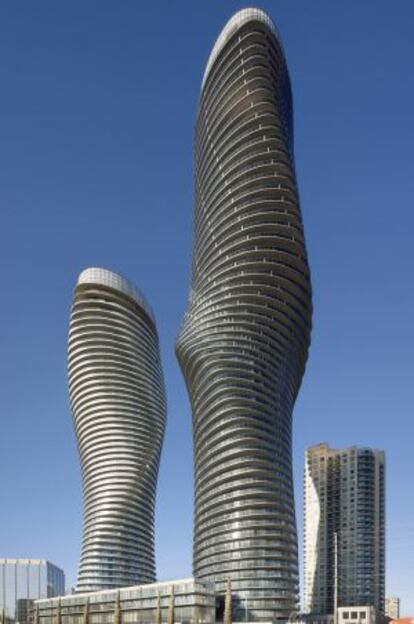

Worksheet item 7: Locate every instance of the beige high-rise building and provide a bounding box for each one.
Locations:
[303,443,385,615]
[385,597,401,620]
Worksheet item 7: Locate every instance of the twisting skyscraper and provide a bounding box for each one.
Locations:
[68,268,166,592]
[176,9,312,620]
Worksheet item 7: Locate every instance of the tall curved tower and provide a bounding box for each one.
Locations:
[68,268,166,592]
[176,8,312,621]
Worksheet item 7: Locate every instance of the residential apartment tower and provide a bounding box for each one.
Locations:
[304,443,385,615]
[176,8,312,620]
[385,598,400,620]
[69,268,166,592]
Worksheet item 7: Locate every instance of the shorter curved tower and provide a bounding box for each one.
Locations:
[68,268,166,592]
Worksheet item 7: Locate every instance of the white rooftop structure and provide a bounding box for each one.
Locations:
[202,8,280,89]
[78,267,154,323]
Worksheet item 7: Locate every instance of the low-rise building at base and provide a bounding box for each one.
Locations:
[35,579,215,624]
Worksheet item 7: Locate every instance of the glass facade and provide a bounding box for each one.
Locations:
[35,579,215,624]
[0,560,65,622]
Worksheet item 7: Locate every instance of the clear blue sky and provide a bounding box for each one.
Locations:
[1,0,413,613]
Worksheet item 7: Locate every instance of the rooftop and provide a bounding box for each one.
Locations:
[77,267,155,324]
[201,7,280,89]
